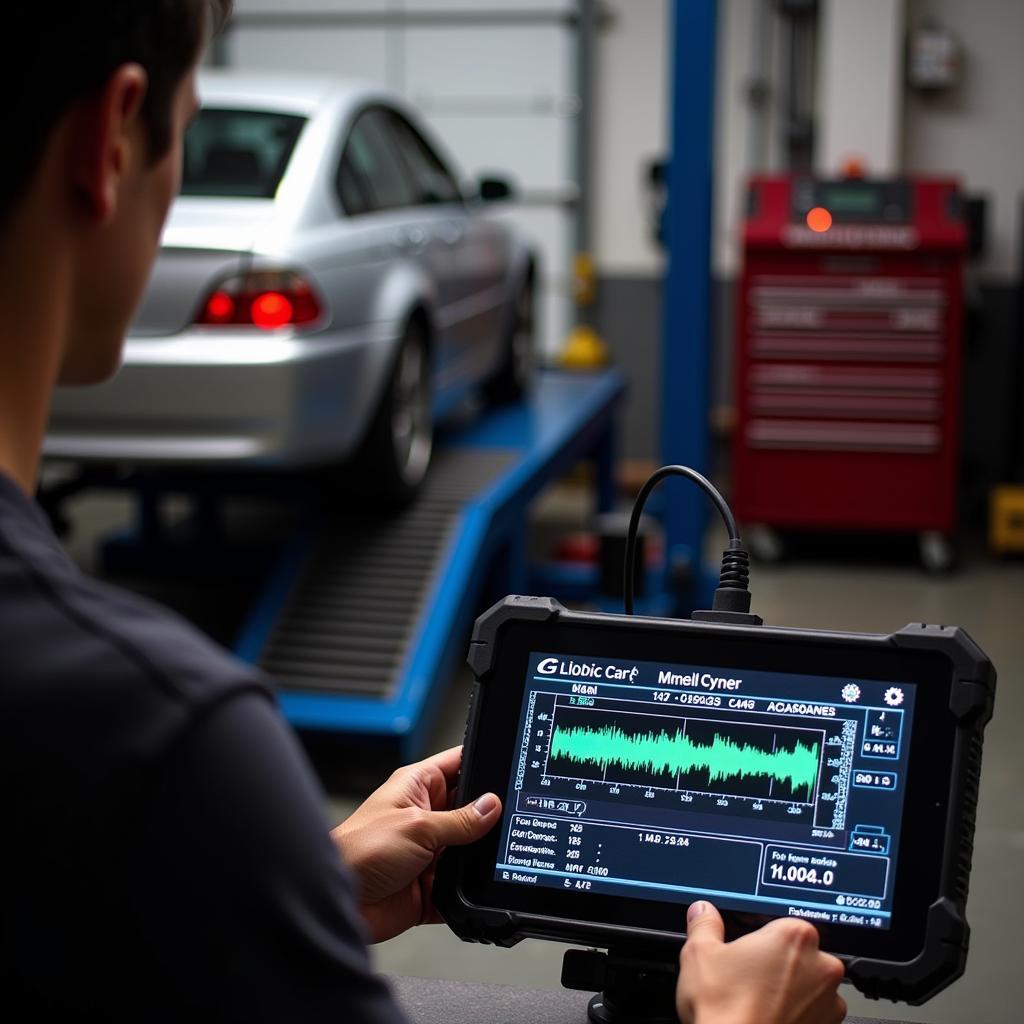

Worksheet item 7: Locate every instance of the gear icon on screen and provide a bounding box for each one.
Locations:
[884,686,905,707]
[841,684,861,703]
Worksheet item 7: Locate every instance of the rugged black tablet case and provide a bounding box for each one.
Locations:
[434,596,996,1005]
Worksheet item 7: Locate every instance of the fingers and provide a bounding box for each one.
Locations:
[807,993,847,1024]
[420,792,502,849]
[819,951,846,985]
[684,900,725,944]
[762,916,820,949]
[405,746,464,811]
[832,994,848,1024]
[677,908,843,1024]
[417,746,463,785]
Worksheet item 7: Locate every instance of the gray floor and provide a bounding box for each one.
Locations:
[59,487,1023,1023]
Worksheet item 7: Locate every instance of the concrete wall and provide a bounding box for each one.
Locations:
[711,0,756,280]
[590,0,753,280]
[904,0,1024,280]
[817,0,905,177]
[592,0,668,277]
[899,2,1023,503]
[591,0,740,458]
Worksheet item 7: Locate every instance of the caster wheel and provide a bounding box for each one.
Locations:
[918,531,956,574]
[746,525,785,564]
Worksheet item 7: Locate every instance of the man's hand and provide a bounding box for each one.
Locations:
[676,901,846,1024]
[331,746,501,943]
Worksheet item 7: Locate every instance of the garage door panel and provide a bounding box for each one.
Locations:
[489,206,573,358]
[403,0,575,11]
[403,26,572,100]
[234,0,394,13]
[229,27,391,81]
[235,0,576,17]
[414,113,569,192]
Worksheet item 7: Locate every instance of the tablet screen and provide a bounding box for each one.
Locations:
[494,651,915,931]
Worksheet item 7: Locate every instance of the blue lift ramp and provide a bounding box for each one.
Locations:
[235,369,624,758]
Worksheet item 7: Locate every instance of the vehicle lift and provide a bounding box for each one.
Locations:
[44,370,644,759]
[236,369,627,759]
[41,365,710,763]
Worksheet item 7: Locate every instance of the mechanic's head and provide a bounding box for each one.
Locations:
[0,2,231,385]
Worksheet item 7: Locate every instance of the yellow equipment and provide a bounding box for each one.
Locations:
[990,485,1024,554]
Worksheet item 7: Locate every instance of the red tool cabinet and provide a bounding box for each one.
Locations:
[732,176,967,561]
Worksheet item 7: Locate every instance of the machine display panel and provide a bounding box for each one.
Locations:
[819,184,885,215]
[790,177,913,224]
[495,652,915,931]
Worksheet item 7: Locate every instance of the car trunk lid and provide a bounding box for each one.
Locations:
[130,199,278,337]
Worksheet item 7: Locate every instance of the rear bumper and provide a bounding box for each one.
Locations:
[46,325,400,466]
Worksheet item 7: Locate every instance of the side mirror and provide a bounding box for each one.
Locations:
[478,175,515,202]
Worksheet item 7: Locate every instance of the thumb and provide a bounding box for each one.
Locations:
[685,900,725,944]
[426,793,502,849]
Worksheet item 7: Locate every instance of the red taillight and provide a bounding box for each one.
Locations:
[251,291,293,329]
[196,271,322,330]
[204,291,235,322]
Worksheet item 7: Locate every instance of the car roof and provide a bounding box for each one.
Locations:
[197,70,397,118]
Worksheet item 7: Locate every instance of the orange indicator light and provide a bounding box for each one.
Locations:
[806,206,833,233]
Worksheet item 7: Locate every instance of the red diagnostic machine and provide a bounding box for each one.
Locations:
[732,176,967,567]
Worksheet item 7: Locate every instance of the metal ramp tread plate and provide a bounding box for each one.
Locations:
[257,449,516,700]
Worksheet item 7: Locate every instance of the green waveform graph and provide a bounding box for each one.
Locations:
[547,713,822,803]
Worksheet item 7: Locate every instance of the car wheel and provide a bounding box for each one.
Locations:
[485,277,535,404]
[360,320,433,504]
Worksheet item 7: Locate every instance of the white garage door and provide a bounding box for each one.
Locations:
[225,0,582,357]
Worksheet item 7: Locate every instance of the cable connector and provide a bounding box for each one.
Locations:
[691,538,763,626]
[623,465,762,625]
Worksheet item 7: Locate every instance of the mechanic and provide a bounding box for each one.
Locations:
[0,3,846,1022]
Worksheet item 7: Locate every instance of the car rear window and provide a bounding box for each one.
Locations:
[181,108,306,198]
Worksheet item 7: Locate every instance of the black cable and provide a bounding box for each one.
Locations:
[623,465,757,624]
[624,466,736,614]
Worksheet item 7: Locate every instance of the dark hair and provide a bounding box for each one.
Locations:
[0,1,232,226]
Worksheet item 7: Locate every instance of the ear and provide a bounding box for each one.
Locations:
[71,63,149,225]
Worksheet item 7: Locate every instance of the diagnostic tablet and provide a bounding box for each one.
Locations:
[435,596,995,1005]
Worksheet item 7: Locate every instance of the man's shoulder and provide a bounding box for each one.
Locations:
[0,506,272,765]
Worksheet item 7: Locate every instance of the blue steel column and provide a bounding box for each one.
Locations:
[661,0,718,595]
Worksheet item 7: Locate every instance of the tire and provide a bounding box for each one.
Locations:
[358,320,433,505]
[485,277,536,404]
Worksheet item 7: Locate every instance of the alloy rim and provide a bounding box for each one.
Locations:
[392,336,432,485]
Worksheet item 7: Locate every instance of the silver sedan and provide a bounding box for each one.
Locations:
[46,72,537,500]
